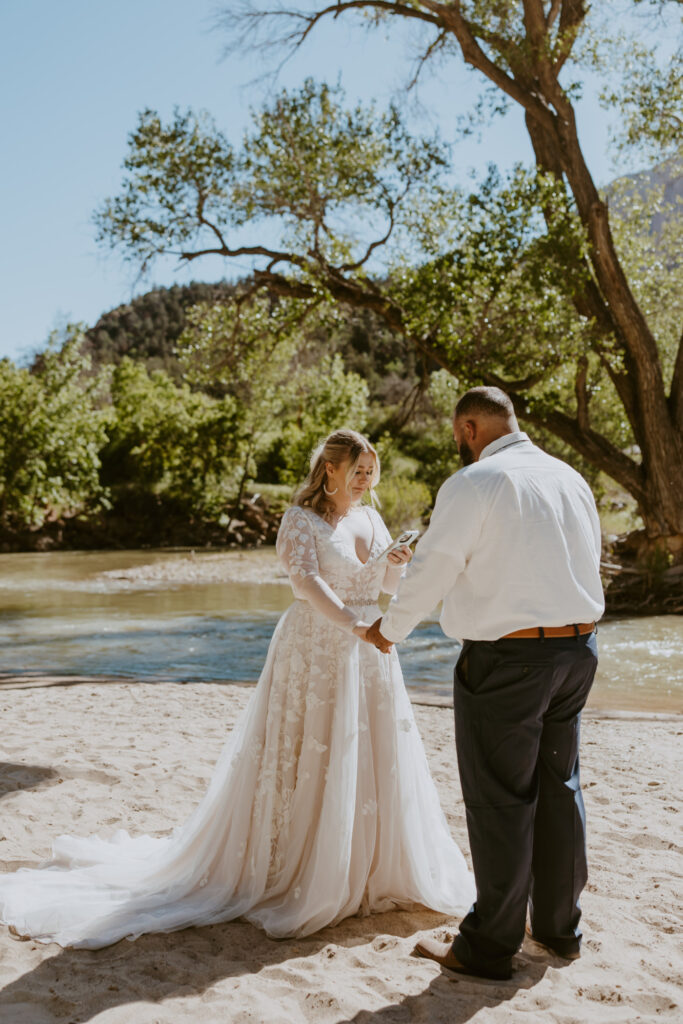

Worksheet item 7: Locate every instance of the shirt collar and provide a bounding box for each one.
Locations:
[480,431,531,461]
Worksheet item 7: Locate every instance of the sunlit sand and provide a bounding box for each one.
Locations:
[0,680,680,1022]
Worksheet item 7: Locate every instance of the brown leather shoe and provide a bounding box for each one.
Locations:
[413,936,512,980]
[525,926,581,960]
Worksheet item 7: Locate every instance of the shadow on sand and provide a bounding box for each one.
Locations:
[0,908,555,1024]
[0,763,59,801]
[344,956,553,1023]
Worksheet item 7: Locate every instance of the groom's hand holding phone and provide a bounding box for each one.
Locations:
[366,617,392,654]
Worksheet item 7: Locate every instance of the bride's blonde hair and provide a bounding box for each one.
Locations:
[294,429,380,521]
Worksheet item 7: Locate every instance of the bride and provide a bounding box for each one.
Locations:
[0,428,474,948]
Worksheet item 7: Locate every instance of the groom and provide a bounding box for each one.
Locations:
[367,386,604,980]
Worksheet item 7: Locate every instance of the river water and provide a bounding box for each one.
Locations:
[0,549,681,712]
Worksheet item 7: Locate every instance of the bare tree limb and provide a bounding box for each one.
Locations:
[546,0,562,31]
[337,193,402,271]
[195,192,231,253]
[221,0,441,59]
[407,28,448,90]
[417,1,558,133]
[386,371,429,432]
[176,243,306,266]
[553,0,588,75]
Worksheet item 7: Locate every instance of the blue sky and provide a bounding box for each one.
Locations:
[0,0,642,363]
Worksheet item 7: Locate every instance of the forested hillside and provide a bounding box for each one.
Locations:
[83,281,239,376]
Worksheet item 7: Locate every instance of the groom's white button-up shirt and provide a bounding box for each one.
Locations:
[381,431,605,643]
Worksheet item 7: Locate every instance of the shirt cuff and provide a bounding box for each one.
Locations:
[378,613,411,644]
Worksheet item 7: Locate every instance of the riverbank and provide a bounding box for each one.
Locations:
[0,681,680,1023]
[0,495,284,555]
[2,511,681,615]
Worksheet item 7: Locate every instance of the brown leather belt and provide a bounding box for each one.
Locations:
[501,622,596,640]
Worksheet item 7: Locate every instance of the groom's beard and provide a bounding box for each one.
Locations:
[458,440,475,466]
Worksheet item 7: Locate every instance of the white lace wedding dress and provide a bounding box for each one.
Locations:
[0,505,474,948]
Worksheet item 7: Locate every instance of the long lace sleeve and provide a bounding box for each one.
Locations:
[368,508,405,596]
[276,507,363,634]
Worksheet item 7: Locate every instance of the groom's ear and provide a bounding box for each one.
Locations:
[462,418,478,441]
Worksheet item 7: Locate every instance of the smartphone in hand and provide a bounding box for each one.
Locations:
[373,529,420,563]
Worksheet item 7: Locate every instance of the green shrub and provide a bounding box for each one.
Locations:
[375,475,432,535]
[0,333,108,528]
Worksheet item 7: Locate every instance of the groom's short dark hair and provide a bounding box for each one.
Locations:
[455,386,514,420]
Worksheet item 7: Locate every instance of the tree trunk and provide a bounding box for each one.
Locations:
[532,138,682,537]
[521,118,683,543]
[232,439,254,521]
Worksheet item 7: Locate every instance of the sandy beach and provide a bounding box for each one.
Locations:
[0,679,681,1024]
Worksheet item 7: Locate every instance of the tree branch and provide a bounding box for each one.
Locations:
[386,371,429,433]
[503,389,647,502]
[195,192,231,253]
[521,0,571,107]
[546,0,562,30]
[484,369,548,392]
[523,110,645,447]
[337,194,400,271]
[552,0,587,76]
[594,349,640,439]
[239,1,558,134]
[176,243,306,267]
[168,227,656,509]
[407,28,448,89]
[521,0,548,52]
[223,252,647,504]
[418,0,558,134]
[223,0,441,58]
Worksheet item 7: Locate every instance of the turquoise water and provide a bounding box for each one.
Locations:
[0,549,681,711]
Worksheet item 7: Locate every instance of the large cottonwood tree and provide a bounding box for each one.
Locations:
[96,1,683,559]
[222,0,683,555]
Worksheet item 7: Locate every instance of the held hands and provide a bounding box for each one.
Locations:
[353,546,409,652]
[357,546,408,653]
[365,616,393,654]
[352,618,392,653]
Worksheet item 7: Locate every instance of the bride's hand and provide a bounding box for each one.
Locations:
[387,544,412,566]
[352,622,372,641]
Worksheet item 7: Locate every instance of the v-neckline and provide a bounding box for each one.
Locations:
[309,506,375,566]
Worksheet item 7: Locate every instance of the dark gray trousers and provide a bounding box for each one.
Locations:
[451,632,598,978]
